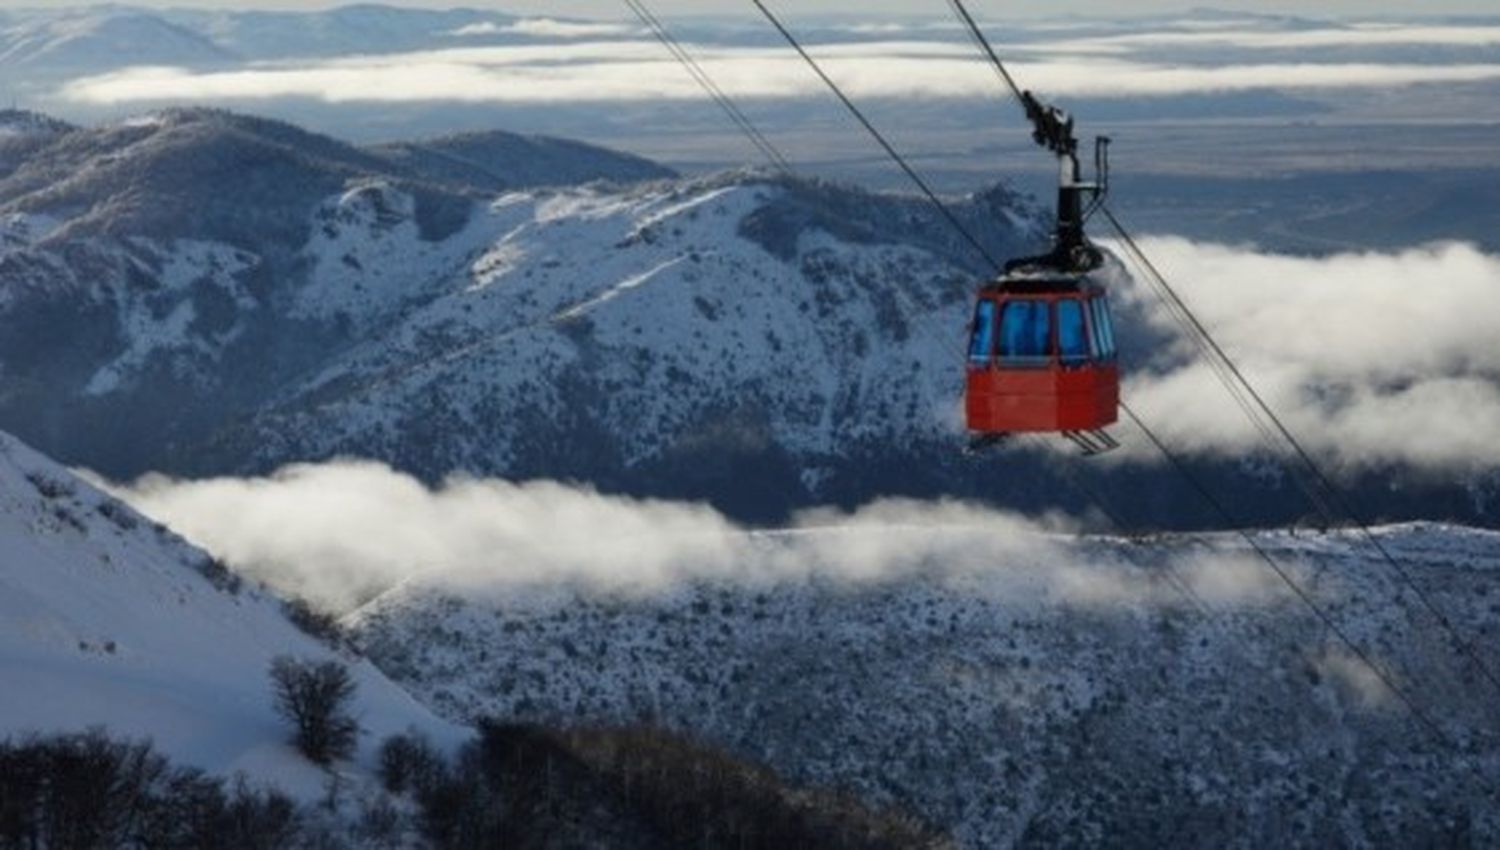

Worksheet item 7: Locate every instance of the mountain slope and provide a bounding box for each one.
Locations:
[0,427,949,844]
[0,109,73,191]
[373,129,675,194]
[0,10,235,75]
[0,109,1045,519]
[347,522,1500,848]
[194,172,1042,519]
[0,109,687,480]
[0,430,466,798]
[0,109,72,142]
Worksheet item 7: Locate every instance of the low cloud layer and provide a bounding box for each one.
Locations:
[60,40,1500,106]
[449,19,642,40]
[1110,239,1500,471]
[101,463,1290,616]
[1053,24,1500,53]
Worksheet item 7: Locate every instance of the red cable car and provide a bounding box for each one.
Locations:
[965,91,1120,455]
[965,277,1118,452]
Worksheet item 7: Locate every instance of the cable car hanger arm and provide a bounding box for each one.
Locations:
[1004,89,1111,277]
[946,0,1110,277]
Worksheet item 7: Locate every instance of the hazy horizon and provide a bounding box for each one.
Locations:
[3,1,1499,18]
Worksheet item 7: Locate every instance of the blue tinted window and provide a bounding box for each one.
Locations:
[1086,299,1103,360]
[1094,296,1116,359]
[1088,299,1104,359]
[1057,299,1088,363]
[999,300,1051,364]
[968,300,996,364]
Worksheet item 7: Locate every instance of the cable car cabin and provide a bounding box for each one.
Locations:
[965,275,1118,440]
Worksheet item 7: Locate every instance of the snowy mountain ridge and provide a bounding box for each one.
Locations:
[346,519,1500,848]
[233,172,1023,478]
[0,9,235,74]
[0,107,1055,521]
[0,109,71,139]
[0,107,686,480]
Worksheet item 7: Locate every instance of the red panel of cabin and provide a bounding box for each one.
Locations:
[966,363,1118,433]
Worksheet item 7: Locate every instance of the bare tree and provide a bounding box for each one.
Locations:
[0,731,299,849]
[268,655,359,765]
[378,731,446,797]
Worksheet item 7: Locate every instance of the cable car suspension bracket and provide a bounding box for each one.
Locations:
[1004,91,1111,278]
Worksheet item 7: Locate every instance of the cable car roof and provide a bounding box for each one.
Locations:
[978,270,1104,296]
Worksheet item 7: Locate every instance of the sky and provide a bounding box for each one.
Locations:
[3,1,1499,15]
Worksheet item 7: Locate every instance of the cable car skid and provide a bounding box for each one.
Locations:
[964,429,1118,457]
[1062,429,1120,457]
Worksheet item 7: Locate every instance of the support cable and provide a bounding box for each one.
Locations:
[630,0,1204,616]
[749,0,1002,272]
[944,0,1024,102]
[623,0,794,174]
[947,0,1500,754]
[1103,208,1500,703]
[747,0,1210,614]
[1120,401,1457,745]
[1101,208,1340,522]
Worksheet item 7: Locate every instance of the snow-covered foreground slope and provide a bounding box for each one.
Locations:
[0,431,466,799]
[348,521,1500,848]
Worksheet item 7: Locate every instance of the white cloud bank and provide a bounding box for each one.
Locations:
[1109,239,1500,471]
[449,19,641,39]
[1057,24,1500,53]
[59,39,1500,105]
[100,463,1289,615]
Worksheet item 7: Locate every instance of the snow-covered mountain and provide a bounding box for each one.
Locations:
[0,107,1492,526]
[0,427,960,845]
[0,428,466,798]
[0,107,1052,519]
[0,5,644,81]
[0,9,235,74]
[0,109,73,185]
[372,129,673,195]
[0,5,517,78]
[200,171,1040,519]
[0,108,678,479]
[0,109,71,141]
[347,522,1500,848]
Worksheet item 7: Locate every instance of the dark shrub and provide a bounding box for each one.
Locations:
[378,731,446,797]
[283,598,347,646]
[268,655,360,765]
[0,730,302,850]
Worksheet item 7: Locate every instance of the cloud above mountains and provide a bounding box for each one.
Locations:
[61,35,1500,106]
[1053,23,1500,53]
[101,463,1073,610]
[103,461,1295,620]
[1110,238,1500,472]
[449,18,642,39]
